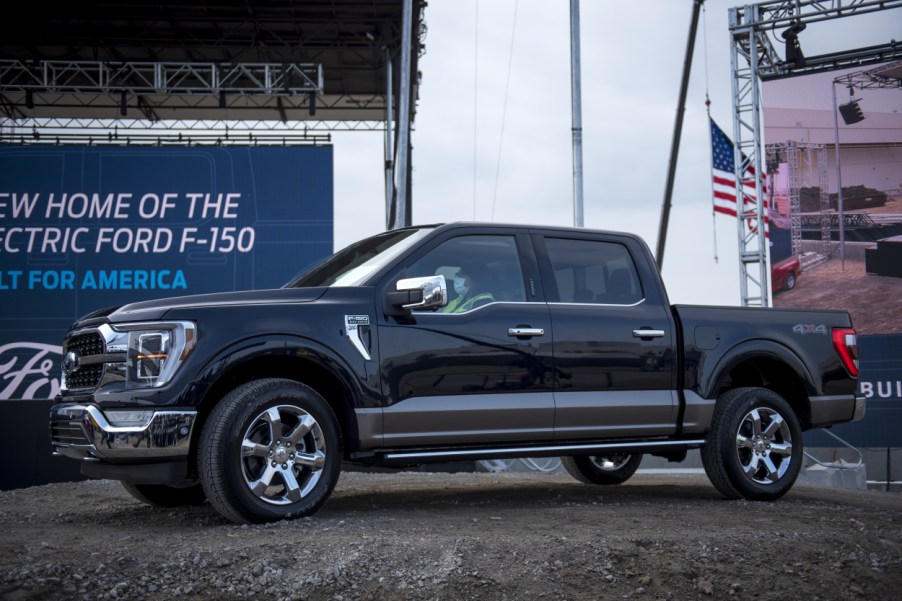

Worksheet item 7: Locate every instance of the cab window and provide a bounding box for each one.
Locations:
[544,237,643,305]
[404,235,526,312]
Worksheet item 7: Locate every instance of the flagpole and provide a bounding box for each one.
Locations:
[570,0,584,228]
[707,100,718,264]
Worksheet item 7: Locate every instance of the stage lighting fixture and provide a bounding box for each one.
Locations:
[120,91,128,116]
[309,92,317,116]
[25,90,34,109]
[219,91,226,108]
[781,21,807,67]
[839,99,865,125]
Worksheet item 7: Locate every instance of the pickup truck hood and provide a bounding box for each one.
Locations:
[104,287,329,323]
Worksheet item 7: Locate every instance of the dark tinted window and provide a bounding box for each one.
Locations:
[544,237,642,305]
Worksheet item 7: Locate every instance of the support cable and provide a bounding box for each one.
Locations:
[490,0,519,222]
[473,0,479,220]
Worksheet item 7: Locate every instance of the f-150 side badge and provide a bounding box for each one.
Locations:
[345,315,371,360]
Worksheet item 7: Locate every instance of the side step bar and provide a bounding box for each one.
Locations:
[379,439,705,463]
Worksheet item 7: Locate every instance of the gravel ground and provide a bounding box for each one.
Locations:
[2,471,901,601]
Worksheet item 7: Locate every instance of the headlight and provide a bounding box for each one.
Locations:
[119,321,196,389]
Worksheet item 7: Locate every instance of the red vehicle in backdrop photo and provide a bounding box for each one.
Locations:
[772,255,801,292]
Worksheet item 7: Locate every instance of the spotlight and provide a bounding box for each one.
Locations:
[25,89,34,109]
[839,99,865,125]
[120,90,128,116]
[781,21,807,67]
[308,92,317,117]
[219,91,226,108]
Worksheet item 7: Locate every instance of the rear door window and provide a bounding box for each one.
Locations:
[543,237,643,305]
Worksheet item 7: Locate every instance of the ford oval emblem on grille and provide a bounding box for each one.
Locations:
[62,351,80,375]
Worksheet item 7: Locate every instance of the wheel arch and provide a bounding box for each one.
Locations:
[706,341,816,430]
[188,336,363,472]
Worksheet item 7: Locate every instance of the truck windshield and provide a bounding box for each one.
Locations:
[286,227,434,288]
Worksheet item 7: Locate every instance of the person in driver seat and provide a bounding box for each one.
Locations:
[443,263,495,313]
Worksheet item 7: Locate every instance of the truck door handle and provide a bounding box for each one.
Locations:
[633,329,666,339]
[508,327,545,338]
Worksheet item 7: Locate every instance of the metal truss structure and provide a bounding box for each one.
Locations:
[728,0,902,307]
[0,0,426,227]
[836,59,902,90]
[0,117,383,147]
[0,59,322,98]
[767,141,830,255]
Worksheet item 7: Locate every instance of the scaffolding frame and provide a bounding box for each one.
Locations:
[728,0,902,307]
[768,141,831,256]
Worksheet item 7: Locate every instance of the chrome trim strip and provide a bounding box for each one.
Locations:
[550,298,646,308]
[413,301,532,315]
[50,404,196,460]
[383,439,705,460]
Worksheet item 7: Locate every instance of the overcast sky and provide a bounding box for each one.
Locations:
[330,0,901,306]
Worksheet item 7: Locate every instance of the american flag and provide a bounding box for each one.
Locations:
[711,118,769,235]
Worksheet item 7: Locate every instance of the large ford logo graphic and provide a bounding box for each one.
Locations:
[62,351,81,375]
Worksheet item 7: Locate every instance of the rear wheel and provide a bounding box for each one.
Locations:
[561,453,642,485]
[199,378,342,523]
[121,482,206,507]
[702,387,803,501]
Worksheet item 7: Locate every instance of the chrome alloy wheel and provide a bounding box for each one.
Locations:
[589,454,633,471]
[735,407,793,485]
[239,405,327,506]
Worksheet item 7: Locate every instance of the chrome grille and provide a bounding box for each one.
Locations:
[63,331,105,390]
[65,332,104,357]
[65,365,104,390]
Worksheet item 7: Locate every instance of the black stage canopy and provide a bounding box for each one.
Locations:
[0,0,424,122]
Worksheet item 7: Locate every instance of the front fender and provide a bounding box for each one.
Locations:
[191,334,370,410]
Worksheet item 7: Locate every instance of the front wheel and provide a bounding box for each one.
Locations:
[199,378,342,523]
[702,387,803,501]
[561,453,642,485]
[785,272,797,290]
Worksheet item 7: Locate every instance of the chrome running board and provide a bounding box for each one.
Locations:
[382,439,705,461]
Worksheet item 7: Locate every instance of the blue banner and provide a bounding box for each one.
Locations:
[806,334,902,447]
[0,145,333,400]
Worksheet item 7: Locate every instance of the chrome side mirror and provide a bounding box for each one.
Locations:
[390,275,447,311]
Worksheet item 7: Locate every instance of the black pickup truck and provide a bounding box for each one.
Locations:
[50,222,864,523]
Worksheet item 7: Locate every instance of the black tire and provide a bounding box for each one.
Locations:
[121,481,207,508]
[702,387,803,501]
[785,272,797,290]
[198,378,342,524]
[561,453,642,485]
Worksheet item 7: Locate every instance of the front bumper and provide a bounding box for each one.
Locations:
[50,404,196,461]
